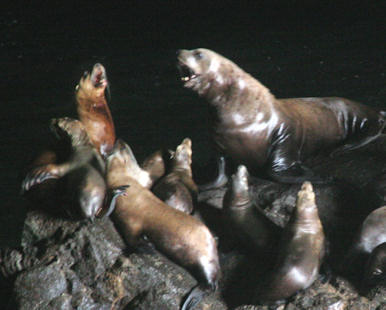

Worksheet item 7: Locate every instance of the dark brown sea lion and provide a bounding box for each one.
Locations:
[222,165,281,254]
[152,138,198,214]
[256,182,325,302]
[75,63,116,158]
[353,206,386,255]
[363,242,386,287]
[21,117,106,220]
[105,139,220,310]
[177,48,386,184]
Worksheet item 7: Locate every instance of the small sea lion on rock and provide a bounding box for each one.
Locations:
[105,139,220,310]
[75,63,116,158]
[141,149,166,185]
[256,182,325,302]
[222,165,281,254]
[21,117,106,220]
[177,48,386,184]
[152,138,198,214]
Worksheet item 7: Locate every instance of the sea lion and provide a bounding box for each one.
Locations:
[105,139,220,310]
[353,206,386,255]
[177,48,386,184]
[21,117,106,220]
[222,165,281,254]
[75,63,116,158]
[256,182,325,302]
[141,149,166,185]
[363,242,386,287]
[152,138,198,214]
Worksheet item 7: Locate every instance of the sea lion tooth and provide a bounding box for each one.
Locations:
[177,48,386,185]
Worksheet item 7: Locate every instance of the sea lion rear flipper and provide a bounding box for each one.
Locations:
[98,185,129,218]
[180,285,207,310]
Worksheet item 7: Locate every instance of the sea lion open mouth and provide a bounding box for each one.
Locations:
[177,62,197,83]
[91,63,107,88]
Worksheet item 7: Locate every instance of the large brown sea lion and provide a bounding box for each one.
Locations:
[256,182,325,302]
[21,117,106,220]
[177,48,386,184]
[105,139,220,310]
[152,138,198,214]
[222,165,281,254]
[75,63,116,158]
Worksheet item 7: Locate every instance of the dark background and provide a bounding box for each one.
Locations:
[1,1,385,234]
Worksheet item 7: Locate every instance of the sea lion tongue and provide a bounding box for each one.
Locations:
[91,63,107,87]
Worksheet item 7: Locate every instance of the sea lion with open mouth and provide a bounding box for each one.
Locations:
[177,48,386,185]
[75,63,116,158]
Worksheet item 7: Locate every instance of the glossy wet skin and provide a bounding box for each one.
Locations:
[75,63,116,158]
[177,48,385,183]
[222,165,281,252]
[256,182,325,302]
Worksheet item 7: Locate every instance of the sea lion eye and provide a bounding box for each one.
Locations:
[193,51,203,60]
[372,268,383,276]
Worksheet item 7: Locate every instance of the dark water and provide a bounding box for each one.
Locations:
[1,2,385,245]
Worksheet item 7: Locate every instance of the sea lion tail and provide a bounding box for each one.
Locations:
[180,285,207,310]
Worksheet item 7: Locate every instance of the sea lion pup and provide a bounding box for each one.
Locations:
[152,138,198,214]
[256,182,325,302]
[177,48,386,185]
[222,165,281,254]
[363,242,386,287]
[75,63,116,158]
[21,117,106,220]
[105,139,220,310]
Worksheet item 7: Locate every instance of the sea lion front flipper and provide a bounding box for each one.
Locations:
[180,285,207,310]
[198,156,228,191]
[21,164,61,193]
[98,185,129,218]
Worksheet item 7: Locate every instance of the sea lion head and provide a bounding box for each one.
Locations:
[75,63,109,103]
[171,138,193,168]
[363,242,386,288]
[296,181,317,213]
[50,117,90,147]
[106,139,152,188]
[223,165,251,209]
[177,48,238,97]
[141,150,166,183]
